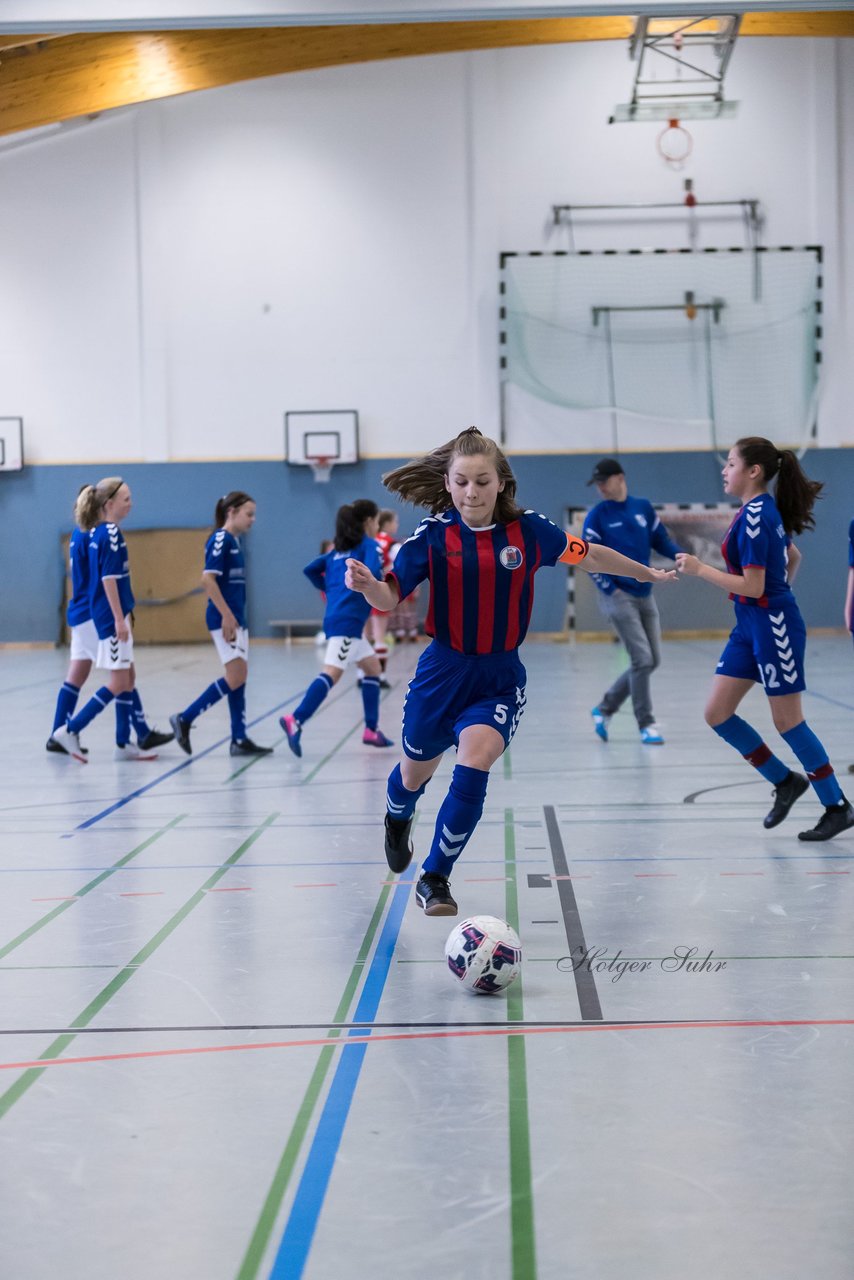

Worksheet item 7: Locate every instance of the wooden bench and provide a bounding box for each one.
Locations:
[268,619,323,643]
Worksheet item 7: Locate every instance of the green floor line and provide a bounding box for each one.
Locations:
[235,878,395,1280]
[0,813,278,1123]
[505,807,537,1280]
[0,815,187,963]
[503,748,512,781]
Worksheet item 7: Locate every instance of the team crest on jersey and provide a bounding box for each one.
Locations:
[500,545,524,570]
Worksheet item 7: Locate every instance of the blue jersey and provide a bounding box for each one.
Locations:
[304,534,381,637]
[848,518,854,570]
[721,492,793,608]
[388,508,568,655]
[583,495,681,598]
[203,528,247,630]
[89,522,135,639]
[66,527,93,627]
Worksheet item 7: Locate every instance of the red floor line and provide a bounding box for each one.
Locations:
[805,871,849,876]
[634,873,678,878]
[31,896,79,902]
[3,1017,853,1073]
[720,872,765,877]
[119,892,165,898]
[205,887,253,893]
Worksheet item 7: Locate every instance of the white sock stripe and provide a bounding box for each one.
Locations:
[441,825,467,843]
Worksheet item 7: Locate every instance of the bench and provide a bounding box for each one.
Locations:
[268,619,323,643]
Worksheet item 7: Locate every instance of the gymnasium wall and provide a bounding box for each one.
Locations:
[2,448,851,643]
[0,37,852,466]
[0,36,852,642]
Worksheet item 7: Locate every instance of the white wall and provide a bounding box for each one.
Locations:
[0,35,851,463]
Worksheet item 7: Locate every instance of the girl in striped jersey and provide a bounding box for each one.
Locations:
[51,478,173,762]
[345,427,676,917]
[677,437,853,841]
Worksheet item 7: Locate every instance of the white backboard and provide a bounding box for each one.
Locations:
[284,410,359,467]
[0,418,24,472]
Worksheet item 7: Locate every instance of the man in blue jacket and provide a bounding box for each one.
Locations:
[584,458,682,745]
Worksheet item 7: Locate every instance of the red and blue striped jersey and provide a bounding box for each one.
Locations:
[388,508,569,655]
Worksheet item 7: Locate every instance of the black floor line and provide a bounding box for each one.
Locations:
[544,803,603,1021]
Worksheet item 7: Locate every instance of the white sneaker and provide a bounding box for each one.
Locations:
[640,723,664,745]
[114,742,158,761]
[52,725,88,763]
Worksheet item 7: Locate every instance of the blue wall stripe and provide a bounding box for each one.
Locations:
[7,450,854,641]
[267,873,415,1280]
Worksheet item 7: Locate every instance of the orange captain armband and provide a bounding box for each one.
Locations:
[558,535,589,566]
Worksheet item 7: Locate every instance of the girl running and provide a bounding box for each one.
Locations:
[345,427,676,917]
[170,491,272,757]
[676,437,853,841]
[52,478,172,762]
[280,499,395,758]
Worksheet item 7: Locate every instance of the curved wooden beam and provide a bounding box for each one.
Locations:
[0,13,852,138]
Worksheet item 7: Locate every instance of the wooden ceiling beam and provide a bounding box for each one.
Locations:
[0,13,852,139]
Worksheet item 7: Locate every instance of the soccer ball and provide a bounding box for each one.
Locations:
[444,916,522,995]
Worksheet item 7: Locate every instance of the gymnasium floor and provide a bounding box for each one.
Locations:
[1,635,852,1280]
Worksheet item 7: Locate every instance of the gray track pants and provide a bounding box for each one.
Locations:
[596,590,662,730]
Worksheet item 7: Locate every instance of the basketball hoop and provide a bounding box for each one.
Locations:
[307,456,333,484]
[657,118,693,169]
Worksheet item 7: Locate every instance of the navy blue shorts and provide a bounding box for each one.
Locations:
[716,599,806,696]
[400,641,527,761]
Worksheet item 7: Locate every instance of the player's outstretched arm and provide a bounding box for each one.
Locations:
[345,558,400,611]
[585,543,677,584]
[676,554,765,599]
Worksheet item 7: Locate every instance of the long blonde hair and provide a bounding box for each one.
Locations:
[74,477,125,531]
[382,427,523,522]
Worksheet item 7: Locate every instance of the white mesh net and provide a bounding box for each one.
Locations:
[501,249,820,454]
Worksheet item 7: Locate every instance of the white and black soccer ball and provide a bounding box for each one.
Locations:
[444,915,522,995]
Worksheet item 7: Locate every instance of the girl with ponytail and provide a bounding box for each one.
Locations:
[280,499,395,757]
[51,479,173,762]
[169,491,272,758]
[677,438,853,840]
[344,427,676,918]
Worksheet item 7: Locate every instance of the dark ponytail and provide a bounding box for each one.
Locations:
[734,437,823,536]
[334,499,378,552]
[215,491,254,528]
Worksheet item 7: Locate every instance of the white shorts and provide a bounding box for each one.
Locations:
[96,618,134,670]
[69,619,99,663]
[211,627,249,665]
[324,635,376,671]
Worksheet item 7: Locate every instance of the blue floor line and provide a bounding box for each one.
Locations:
[266,873,415,1280]
[66,696,300,834]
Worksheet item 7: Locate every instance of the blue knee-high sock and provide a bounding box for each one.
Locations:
[712,715,789,785]
[67,687,115,733]
[386,762,428,821]
[294,673,334,725]
[360,676,380,731]
[130,688,150,740]
[52,682,80,733]
[782,721,845,807]
[115,692,134,746]
[180,678,229,725]
[227,684,247,742]
[423,764,490,878]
